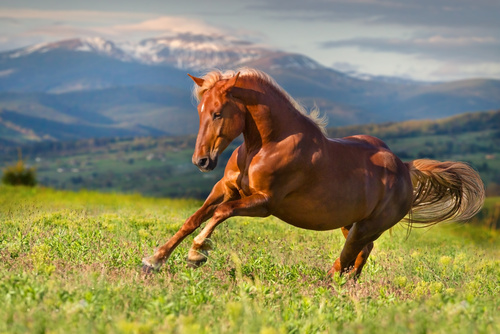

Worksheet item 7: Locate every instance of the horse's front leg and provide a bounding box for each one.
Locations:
[186,193,270,268]
[142,180,230,273]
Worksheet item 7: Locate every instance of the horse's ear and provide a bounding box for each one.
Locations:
[224,72,240,91]
[187,73,205,87]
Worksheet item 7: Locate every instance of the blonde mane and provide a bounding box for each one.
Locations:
[192,68,328,135]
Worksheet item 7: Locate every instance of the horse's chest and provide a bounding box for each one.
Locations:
[234,150,275,197]
[237,173,252,197]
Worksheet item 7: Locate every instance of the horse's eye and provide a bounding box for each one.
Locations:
[212,112,222,120]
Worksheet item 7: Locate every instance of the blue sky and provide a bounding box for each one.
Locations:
[1,0,499,81]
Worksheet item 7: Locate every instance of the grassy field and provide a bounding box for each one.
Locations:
[0,186,499,333]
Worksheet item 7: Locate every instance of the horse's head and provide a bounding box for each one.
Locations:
[188,72,245,172]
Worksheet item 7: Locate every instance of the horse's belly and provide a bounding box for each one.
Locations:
[271,194,362,231]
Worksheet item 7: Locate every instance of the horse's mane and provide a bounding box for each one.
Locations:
[192,68,328,135]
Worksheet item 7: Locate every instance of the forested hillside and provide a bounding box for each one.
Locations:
[1,110,498,198]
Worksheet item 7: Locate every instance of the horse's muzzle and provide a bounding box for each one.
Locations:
[194,156,218,172]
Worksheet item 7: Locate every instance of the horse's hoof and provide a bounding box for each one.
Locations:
[141,256,161,275]
[186,256,207,269]
[186,248,208,269]
[142,264,157,275]
[327,269,336,277]
[327,266,359,281]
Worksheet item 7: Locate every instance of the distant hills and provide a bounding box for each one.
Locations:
[1,110,499,198]
[328,108,500,139]
[0,33,499,146]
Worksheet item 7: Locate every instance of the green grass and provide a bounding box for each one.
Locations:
[1,186,499,333]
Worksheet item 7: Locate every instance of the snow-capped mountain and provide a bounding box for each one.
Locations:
[125,34,272,69]
[8,37,133,62]
[5,33,325,71]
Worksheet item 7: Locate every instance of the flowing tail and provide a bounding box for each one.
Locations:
[405,159,485,226]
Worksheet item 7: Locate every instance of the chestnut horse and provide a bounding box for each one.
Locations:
[142,68,485,278]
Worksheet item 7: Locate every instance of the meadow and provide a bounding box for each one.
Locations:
[0,186,499,333]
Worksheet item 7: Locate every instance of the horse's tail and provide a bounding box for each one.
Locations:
[404,159,485,227]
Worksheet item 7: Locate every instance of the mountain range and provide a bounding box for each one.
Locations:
[0,33,499,146]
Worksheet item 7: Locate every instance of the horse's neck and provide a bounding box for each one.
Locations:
[241,85,309,150]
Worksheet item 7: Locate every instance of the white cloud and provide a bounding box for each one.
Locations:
[112,16,226,36]
[320,35,500,63]
[0,12,243,50]
[249,0,500,28]
[21,25,111,38]
[0,7,153,23]
[431,62,500,81]
[410,36,497,47]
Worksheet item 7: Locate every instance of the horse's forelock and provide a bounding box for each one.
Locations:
[192,70,236,101]
[192,68,261,101]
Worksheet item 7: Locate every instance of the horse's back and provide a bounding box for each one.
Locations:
[341,135,390,150]
[333,134,410,187]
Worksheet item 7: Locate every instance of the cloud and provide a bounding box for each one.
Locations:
[0,7,153,23]
[0,8,254,40]
[0,7,159,49]
[111,16,227,36]
[21,25,111,38]
[0,16,19,24]
[331,62,360,72]
[0,24,123,52]
[431,62,500,81]
[249,0,500,28]
[0,12,251,51]
[320,35,500,63]
[247,0,500,80]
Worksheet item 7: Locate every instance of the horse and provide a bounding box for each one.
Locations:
[142,68,485,278]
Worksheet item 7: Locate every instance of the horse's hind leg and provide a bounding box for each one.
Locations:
[186,222,217,268]
[344,225,374,277]
[330,225,375,278]
[328,221,385,279]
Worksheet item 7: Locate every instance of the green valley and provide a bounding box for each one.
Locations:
[1,110,498,198]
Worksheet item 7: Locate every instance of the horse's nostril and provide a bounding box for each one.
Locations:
[198,158,209,168]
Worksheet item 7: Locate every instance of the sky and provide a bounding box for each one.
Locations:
[1,0,499,82]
